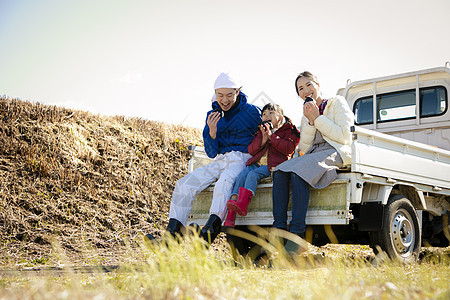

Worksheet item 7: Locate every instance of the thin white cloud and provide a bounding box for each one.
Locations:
[113,72,143,84]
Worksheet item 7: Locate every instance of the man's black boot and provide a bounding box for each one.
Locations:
[187,223,201,236]
[145,218,184,243]
[200,214,222,244]
[166,218,184,238]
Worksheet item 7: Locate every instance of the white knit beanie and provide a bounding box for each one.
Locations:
[211,72,241,102]
[214,72,241,90]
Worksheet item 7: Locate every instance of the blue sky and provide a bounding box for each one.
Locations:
[1,0,449,128]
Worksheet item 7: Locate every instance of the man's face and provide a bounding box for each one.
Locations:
[215,88,239,111]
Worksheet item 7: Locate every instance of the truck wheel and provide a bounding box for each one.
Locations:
[226,227,255,257]
[370,194,421,263]
[226,226,267,263]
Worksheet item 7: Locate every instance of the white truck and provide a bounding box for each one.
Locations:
[187,63,450,263]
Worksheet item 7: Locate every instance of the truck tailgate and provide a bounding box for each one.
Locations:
[188,174,352,226]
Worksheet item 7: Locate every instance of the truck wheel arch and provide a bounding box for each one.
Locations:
[397,184,427,211]
[360,183,392,205]
[361,182,426,210]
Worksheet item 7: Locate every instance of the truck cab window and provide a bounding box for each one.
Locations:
[353,86,447,125]
[420,86,447,117]
[354,96,373,125]
[378,90,416,122]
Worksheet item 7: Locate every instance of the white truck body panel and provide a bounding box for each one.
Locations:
[352,126,450,192]
[338,66,450,151]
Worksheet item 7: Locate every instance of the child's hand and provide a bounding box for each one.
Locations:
[260,122,272,145]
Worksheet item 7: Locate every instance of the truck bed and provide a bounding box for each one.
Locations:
[187,126,450,226]
[190,173,352,226]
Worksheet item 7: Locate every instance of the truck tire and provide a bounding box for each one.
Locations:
[226,226,270,264]
[226,226,256,257]
[370,194,421,263]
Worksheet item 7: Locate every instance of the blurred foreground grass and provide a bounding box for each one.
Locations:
[0,232,448,300]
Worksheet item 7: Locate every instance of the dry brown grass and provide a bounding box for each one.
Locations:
[0,96,202,265]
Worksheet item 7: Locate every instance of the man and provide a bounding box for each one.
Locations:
[147,72,261,244]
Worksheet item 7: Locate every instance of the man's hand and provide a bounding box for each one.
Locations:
[207,112,221,139]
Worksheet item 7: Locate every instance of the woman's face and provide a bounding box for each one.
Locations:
[262,109,283,129]
[296,76,320,101]
[215,88,239,111]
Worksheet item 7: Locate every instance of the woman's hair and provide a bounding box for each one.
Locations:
[261,103,293,125]
[294,71,319,95]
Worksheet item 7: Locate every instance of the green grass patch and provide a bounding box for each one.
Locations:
[0,232,448,299]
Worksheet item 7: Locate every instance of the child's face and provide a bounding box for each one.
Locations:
[261,109,283,129]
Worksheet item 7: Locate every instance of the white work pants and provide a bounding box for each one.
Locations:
[169,151,251,226]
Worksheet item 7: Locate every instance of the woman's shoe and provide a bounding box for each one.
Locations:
[284,232,307,256]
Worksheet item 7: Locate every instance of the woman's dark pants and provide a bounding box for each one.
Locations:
[272,170,309,235]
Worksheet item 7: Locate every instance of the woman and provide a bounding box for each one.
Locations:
[272,71,354,254]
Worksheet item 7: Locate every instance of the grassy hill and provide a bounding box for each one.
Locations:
[0,96,203,265]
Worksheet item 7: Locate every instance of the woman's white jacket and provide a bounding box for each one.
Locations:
[299,96,354,166]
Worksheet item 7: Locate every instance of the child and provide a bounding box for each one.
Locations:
[224,103,300,227]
